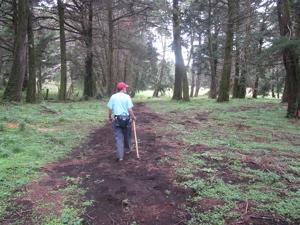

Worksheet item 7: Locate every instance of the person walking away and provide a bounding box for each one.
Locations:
[107,82,136,161]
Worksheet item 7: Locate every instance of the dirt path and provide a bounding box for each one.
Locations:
[18,102,189,224]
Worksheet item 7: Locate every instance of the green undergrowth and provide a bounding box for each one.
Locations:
[147,97,300,224]
[0,100,107,224]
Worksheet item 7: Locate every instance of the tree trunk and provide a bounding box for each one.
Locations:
[153,35,167,98]
[252,73,259,98]
[93,67,105,97]
[26,0,36,103]
[12,0,18,50]
[217,0,235,102]
[194,71,201,97]
[0,52,2,86]
[123,55,128,82]
[209,41,218,99]
[83,0,95,97]
[3,0,28,102]
[232,0,240,99]
[253,65,265,99]
[232,45,240,98]
[277,0,300,118]
[107,1,115,96]
[58,0,67,101]
[37,63,42,100]
[295,1,300,117]
[130,68,140,98]
[172,0,189,101]
[153,60,166,98]
[253,24,265,98]
[238,69,247,98]
[208,0,218,99]
[272,84,276,98]
[237,0,251,99]
[190,67,195,97]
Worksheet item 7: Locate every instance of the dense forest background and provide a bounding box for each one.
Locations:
[0,0,299,117]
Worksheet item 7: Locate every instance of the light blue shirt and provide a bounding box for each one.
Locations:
[107,93,134,116]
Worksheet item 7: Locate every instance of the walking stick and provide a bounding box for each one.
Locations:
[133,120,140,159]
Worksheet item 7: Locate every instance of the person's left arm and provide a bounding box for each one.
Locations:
[128,108,136,121]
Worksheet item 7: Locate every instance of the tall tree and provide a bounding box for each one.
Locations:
[83,0,94,98]
[3,0,28,102]
[58,0,67,101]
[252,22,266,99]
[26,0,36,103]
[190,65,195,97]
[153,35,167,97]
[207,0,220,99]
[217,0,235,102]
[106,0,115,96]
[232,0,241,99]
[295,1,300,117]
[172,0,189,101]
[194,36,203,97]
[237,0,251,99]
[60,0,96,97]
[277,0,300,118]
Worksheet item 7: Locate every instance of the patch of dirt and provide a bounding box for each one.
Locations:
[5,123,20,128]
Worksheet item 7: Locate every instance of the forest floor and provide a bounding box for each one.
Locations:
[10,102,296,225]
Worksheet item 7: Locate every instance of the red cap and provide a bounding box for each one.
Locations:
[117,82,129,89]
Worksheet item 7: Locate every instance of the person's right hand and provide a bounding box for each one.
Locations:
[108,118,113,123]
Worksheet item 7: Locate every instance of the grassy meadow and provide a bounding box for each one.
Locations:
[0,91,299,224]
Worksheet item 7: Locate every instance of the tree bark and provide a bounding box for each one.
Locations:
[253,22,266,98]
[194,71,201,97]
[153,59,166,98]
[3,0,28,102]
[277,0,300,118]
[26,0,36,103]
[37,62,42,100]
[252,73,259,99]
[294,1,300,117]
[190,66,195,97]
[208,0,218,99]
[83,0,95,97]
[58,0,67,101]
[106,0,115,96]
[130,68,140,98]
[217,0,235,102]
[172,0,189,101]
[232,0,240,99]
[93,67,105,98]
[252,48,262,99]
[237,0,251,99]
[232,42,240,98]
[153,35,167,98]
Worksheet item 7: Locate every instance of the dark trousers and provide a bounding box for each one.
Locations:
[113,123,132,159]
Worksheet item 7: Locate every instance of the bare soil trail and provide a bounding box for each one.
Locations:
[66,102,189,224]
